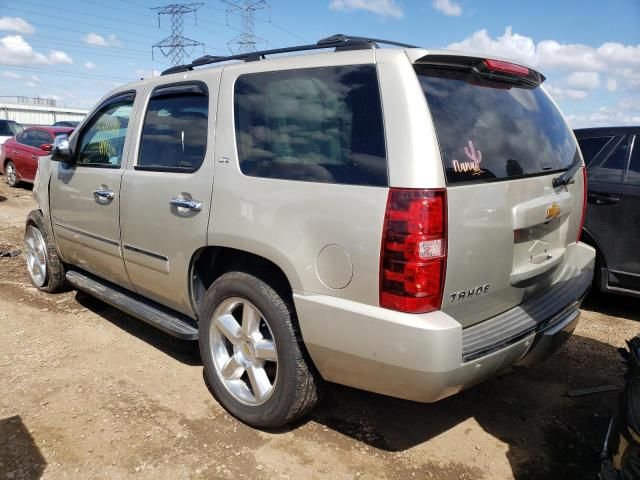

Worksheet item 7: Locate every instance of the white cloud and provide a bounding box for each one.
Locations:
[84,61,96,69]
[606,78,618,91]
[432,0,462,16]
[544,84,588,100]
[0,35,73,65]
[566,71,600,90]
[446,27,640,90]
[84,33,122,47]
[328,0,403,18]
[0,17,35,35]
[1,71,22,79]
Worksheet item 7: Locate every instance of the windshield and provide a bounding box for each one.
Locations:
[416,66,578,184]
[0,121,22,136]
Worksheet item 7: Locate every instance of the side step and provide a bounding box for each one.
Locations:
[66,270,199,340]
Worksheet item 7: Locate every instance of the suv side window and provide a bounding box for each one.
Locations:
[627,136,640,186]
[589,136,630,184]
[137,83,208,172]
[76,94,134,167]
[578,136,614,167]
[234,65,387,186]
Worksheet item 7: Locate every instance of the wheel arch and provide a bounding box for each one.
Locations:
[581,227,607,269]
[189,246,297,317]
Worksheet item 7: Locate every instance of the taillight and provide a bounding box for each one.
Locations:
[483,59,529,77]
[380,188,447,313]
[577,166,587,242]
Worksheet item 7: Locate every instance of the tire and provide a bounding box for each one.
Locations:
[24,210,67,293]
[199,271,322,428]
[5,161,20,187]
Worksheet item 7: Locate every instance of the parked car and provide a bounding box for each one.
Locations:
[52,121,81,128]
[0,119,23,148]
[575,127,640,297]
[600,335,640,479]
[1,126,74,187]
[27,34,595,428]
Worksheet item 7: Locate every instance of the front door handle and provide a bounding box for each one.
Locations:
[93,189,115,200]
[170,197,202,211]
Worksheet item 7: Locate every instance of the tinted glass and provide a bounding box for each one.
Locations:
[627,136,640,186]
[0,121,21,136]
[77,97,133,167]
[138,92,208,171]
[578,136,613,166]
[31,130,53,147]
[417,67,578,184]
[590,136,629,184]
[234,65,387,186]
[18,131,33,146]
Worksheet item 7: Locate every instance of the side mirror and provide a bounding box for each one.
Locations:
[40,143,52,152]
[51,135,72,163]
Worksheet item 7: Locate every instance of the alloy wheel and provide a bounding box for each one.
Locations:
[209,297,278,406]
[25,226,48,287]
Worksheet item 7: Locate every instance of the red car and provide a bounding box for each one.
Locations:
[1,126,74,187]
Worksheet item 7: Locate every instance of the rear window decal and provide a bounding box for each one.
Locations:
[452,140,483,175]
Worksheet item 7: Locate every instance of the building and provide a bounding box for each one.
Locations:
[0,96,88,126]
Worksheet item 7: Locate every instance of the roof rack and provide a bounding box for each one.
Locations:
[161,34,418,76]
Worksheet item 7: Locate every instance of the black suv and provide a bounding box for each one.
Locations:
[576,126,640,297]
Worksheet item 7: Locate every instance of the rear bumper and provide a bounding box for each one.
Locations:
[294,242,595,403]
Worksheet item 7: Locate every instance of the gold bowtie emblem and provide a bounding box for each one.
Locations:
[545,203,561,220]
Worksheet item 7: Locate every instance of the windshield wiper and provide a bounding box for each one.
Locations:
[552,155,583,188]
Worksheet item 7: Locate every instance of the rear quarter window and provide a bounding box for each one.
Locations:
[416,66,578,184]
[233,65,387,186]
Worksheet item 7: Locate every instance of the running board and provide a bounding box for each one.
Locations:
[66,270,199,340]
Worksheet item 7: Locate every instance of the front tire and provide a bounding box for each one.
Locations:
[199,271,322,428]
[5,161,19,187]
[25,210,67,293]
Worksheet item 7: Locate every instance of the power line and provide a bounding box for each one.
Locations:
[3,6,160,41]
[0,65,134,82]
[256,18,310,43]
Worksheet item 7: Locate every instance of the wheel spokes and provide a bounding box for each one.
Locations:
[241,302,260,337]
[215,313,242,345]
[247,366,271,401]
[254,339,277,362]
[221,352,245,380]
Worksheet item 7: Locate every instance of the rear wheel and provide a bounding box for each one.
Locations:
[25,210,67,293]
[199,271,322,428]
[5,161,19,187]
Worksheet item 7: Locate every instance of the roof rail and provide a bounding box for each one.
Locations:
[161,34,418,76]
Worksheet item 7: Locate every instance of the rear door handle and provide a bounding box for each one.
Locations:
[93,189,115,200]
[587,193,620,205]
[31,155,38,160]
[170,197,202,211]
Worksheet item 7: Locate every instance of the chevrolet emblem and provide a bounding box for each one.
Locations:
[545,202,561,220]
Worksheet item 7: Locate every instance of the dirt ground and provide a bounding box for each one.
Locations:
[0,179,638,480]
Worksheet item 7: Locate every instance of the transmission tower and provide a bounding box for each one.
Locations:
[222,0,270,54]
[152,3,205,66]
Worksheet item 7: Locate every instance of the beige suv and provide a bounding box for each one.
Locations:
[26,35,595,428]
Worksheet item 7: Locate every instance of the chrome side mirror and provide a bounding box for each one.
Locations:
[51,135,73,163]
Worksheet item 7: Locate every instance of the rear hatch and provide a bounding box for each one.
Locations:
[415,55,585,328]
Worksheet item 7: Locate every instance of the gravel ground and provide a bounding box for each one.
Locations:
[0,179,638,480]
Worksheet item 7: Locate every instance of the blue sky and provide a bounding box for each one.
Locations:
[0,0,638,126]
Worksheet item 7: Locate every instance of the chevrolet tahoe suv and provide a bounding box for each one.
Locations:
[26,35,595,428]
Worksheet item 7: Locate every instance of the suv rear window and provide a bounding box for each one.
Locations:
[234,65,387,186]
[416,66,578,184]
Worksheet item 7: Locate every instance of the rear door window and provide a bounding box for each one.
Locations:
[589,136,630,184]
[137,83,209,172]
[578,136,615,167]
[626,136,640,186]
[416,66,578,184]
[234,65,387,186]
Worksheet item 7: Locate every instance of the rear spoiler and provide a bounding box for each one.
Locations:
[414,54,545,87]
